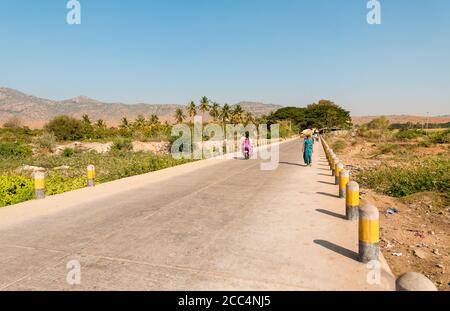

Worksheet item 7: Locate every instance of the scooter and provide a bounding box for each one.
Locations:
[244,148,250,160]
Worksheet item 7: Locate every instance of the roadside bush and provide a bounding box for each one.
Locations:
[430,129,450,144]
[45,174,87,196]
[331,140,347,153]
[375,143,399,155]
[0,141,32,158]
[394,129,427,140]
[418,140,432,148]
[356,156,450,200]
[111,137,133,152]
[63,147,75,157]
[44,115,83,141]
[37,132,57,151]
[0,176,34,207]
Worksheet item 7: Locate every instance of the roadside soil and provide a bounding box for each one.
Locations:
[327,135,449,291]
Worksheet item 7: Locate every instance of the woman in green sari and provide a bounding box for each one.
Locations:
[303,134,314,166]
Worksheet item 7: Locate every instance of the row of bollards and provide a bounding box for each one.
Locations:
[320,137,437,291]
[33,165,96,200]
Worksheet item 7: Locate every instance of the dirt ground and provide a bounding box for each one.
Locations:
[326,135,450,291]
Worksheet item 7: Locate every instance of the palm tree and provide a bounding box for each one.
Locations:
[199,96,210,120]
[231,105,243,124]
[120,117,129,129]
[175,108,186,124]
[220,104,231,125]
[149,114,159,125]
[243,111,254,126]
[82,114,91,125]
[187,101,197,123]
[209,102,221,122]
[134,115,147,129]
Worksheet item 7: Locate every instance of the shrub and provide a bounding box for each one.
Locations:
[45,174,87,196]
[356,156,450,200]
[44,115,83,141]
[331,140,347,153]
[375,143,398,155]
[0,176,34,207]
[63,147,75,157]
[394,129,427,140]
[418,140,432,148]
[430,129,450,144]
[111,137,133,152]
[37,132,57,151]
[0,141,32,158]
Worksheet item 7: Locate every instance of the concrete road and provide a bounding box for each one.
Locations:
[0,139,395,290]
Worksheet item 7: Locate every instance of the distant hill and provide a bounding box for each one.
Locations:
[0,88,282,128]
[351,115,450,126]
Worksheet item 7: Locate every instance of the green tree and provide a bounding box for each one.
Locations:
[149,114,160,125]
[81,114,93,138]
[231,105,243,124]
[175,108,186,124]
[44,115,84,141]
[187,101,197,123]
[199,96,210,120]
[209,102,221,122]
[220,104,231,125]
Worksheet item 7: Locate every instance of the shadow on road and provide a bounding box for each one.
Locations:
[318,173,331,177]
[279,162,308,167]
[318,181,335,186]
[316,191,340,198]
[316,209,346,220]
[314,240,358,261]
[317,168,330,171]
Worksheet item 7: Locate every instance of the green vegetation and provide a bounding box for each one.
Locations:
[0,151,191,207]
[37,132,57,151]
[44,115,84,141]
[331,140,347,153]
[430,129,450,144]
[0,176,34,206]
[394,129,427,140]
[356,156,450,201]
[269,100,352,131]
[63,147,75,157]
[111,137,133,152]
[0,141,32,158]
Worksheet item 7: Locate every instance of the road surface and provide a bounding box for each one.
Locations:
[0,139,395,290]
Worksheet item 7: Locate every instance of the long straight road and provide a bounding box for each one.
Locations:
[0,139,395,290]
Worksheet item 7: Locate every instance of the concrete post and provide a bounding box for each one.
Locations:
[34,171,45,200]
[87,165,96,187]
[346,181,359,221]
[335,163,344,185]
[339,170,350,198]
[358,204,379,263]
[332,157,339,177]
[396,272,438,291]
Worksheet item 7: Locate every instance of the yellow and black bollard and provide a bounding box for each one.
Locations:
[87,165,96,187]
[339,169,350,198]
[331,156,339,176]
[358,204,380,263]
[335,163,344,185]
[346,181,359,221]
[34,171,45,200]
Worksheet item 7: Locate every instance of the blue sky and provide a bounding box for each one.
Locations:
[0,0,449,115]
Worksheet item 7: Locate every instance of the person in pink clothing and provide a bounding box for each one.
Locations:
[241,131,254,160]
